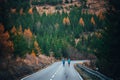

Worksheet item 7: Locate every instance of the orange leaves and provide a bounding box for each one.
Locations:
[11,25,23,35]
[91,17,96,25]
[28,7,33,14]
[31,50,36,58]
[24,28,33,48]
[0,24,9,40]
[0,24,14,57]
[10,8,16,13]
[34,40,42,54]
[98,11,105,20]
[63,17,70,25]
[0,24,4,33]
[2,31,10,40]
[79,17,85,26]
[24,28,32,39]
[11,26,17,35]
[34,40,39,48]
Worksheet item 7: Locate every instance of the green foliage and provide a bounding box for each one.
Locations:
[2,0,106,60]
[32,0,63,5]
[12,35,28,57]
[92,0,120,79]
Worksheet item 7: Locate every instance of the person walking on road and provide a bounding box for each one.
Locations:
[68,58,71,66]
[62,58,65,66]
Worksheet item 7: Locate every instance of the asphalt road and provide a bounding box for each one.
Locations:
[21,60,86,80]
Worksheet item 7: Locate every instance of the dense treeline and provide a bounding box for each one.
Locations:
[0,0,105,59]
[94,0,120,79]
[32,0,73,5]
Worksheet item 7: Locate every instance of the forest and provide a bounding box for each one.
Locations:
[0,0,120,80]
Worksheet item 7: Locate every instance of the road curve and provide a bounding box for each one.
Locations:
[21,60,86,80]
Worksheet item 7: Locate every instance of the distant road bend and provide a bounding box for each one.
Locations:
[21,60,86,80]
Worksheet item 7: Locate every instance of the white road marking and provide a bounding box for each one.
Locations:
[74,66,83,80]
[50,64,62,80]
[52,75,55,78]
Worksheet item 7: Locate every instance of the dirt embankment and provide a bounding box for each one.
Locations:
[0,54,56,80]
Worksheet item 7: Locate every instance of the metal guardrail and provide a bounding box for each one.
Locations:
[76,64,113,80]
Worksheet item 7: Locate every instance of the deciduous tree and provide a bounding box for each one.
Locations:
[63,17,70,25]
[24,28,33,48]
[0,24,14,58]
[79,17,85,27]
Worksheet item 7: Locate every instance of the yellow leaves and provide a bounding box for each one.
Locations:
[24,28,32,48]
[24,28,32,39]
[11,26,17,35]
[28,7,33,14]
[91,17,96,25]
[79,17,85,26]
[75,38,80,46]
[95,32,102,38]
[34,40,39,48]
[31,50,36,58]
[98,11,105,20]
[10,8,16,13]
[63,17,70,25]
[11,25,23,35]
[34,40,42,54]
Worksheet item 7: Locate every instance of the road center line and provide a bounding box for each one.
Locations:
[50,64,62,80]
[52,75,55,78]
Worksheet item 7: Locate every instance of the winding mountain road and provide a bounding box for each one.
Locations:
[21,60,87,80]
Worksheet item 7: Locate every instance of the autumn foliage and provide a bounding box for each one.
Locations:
[11,26,17,35]
[79,17,85,26]
[10,8,16,13]
[24,28,33,48]
[34,40,41,54]
[24,28,32,39]
[0,24,14,58]
[31,50,36,58]
[63,17,70,25]
[28,7,33,14]
[98,11,105,20]
[91,17,96,25]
